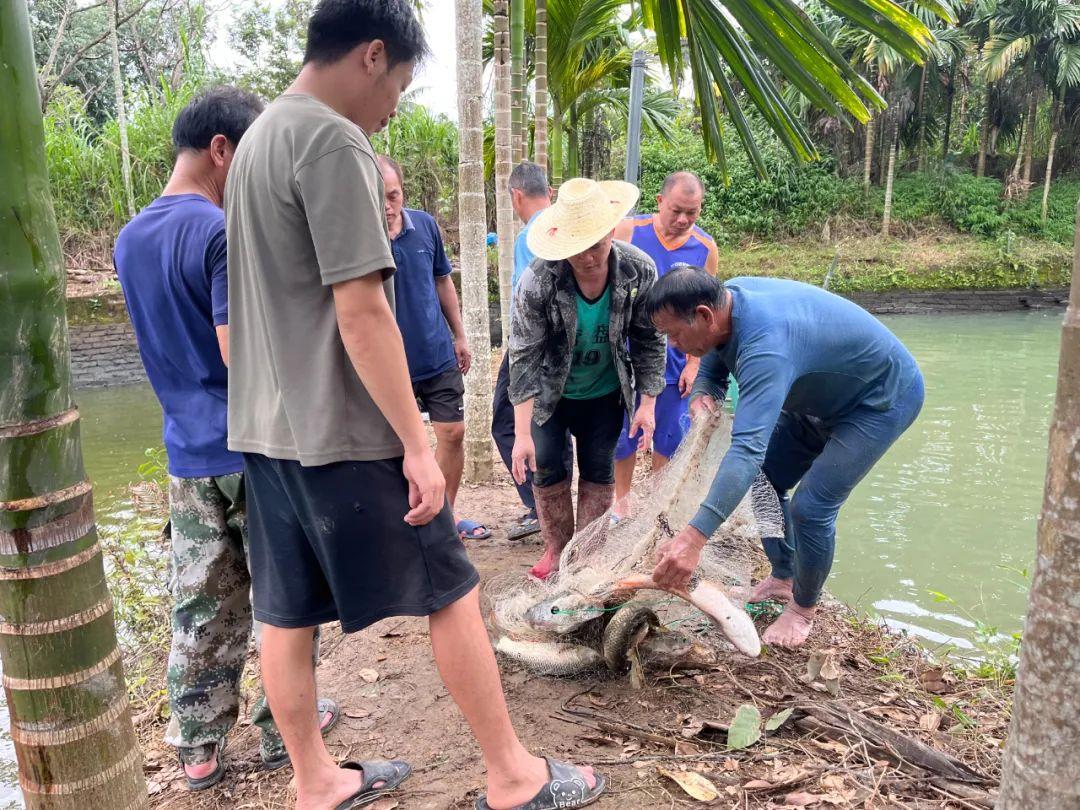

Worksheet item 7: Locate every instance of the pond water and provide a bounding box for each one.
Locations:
[831,310,1060,653]
[0,309,1062,803]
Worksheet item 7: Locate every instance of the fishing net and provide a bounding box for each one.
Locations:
[486,411,785,670]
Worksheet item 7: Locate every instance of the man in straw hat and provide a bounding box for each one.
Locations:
[509,177,667,581]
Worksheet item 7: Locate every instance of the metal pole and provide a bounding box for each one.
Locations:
[625,50,647,193]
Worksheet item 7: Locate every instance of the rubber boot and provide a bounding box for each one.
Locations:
[529,478,575,581]
[576,480,615,533]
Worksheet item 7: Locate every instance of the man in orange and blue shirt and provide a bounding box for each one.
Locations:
[613,171,720,509]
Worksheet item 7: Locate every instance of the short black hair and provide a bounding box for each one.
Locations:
[509,161,549,198]
[644,266,726,322]
[172,86,264,153]
[304,0,428,67]
[661,171,705,197]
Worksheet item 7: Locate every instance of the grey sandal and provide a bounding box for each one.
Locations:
[262,697,341,770]
[508,514,542,542]
[334,759,413,809]
[474,757,606,810]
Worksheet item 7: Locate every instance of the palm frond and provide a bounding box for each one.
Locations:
[982,33,1032,82]
[1054,40,1080,89]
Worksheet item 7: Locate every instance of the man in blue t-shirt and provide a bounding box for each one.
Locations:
[645,270,924,649]
[114,88,334,790]
[488,162,559,541]
[379,156,487,540]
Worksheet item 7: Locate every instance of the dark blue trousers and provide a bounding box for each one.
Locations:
[760,374,925,608]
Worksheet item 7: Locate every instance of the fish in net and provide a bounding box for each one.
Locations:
[486,411,785,675]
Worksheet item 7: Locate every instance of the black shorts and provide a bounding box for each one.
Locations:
[244,453,479,632]
[413,367,465,423]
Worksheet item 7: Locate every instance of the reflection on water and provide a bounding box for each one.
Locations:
[833,311,1060,649]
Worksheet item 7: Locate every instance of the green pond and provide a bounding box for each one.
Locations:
[0,308,1062,804]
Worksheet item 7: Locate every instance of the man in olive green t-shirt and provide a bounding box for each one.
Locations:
[223,2,602,809]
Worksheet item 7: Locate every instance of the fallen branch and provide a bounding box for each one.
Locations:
[793,701,990,784]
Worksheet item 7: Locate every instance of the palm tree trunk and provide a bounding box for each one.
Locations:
[1,4,147,808]
[567,103,579,179]
[510,0,525,164]
[997,197,1080,808]
[550,103,563,187]
[882,117,898,237]
[863,116,875,195]
[493,0,514,346]
[533,0,548,171]
[877,114,889,189]
[1009,114,1026,189]
[1022,91,1037,187]
[941,62,956,164]
[455,0,493,482]
[1042,100,1061,226]
[977,86,991,178]
[110,0,135,218]
[915,63,928,172]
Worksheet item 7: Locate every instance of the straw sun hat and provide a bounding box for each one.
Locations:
[526,177,640,262]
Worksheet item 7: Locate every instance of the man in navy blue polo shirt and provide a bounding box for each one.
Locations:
[379,156,488,540]
[114,87,335,790]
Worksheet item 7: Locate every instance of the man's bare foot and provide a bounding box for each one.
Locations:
[295,765,364,810]
[486,754,599,810]
[748,575,793,604]
[183,758,216,782]
[761,603,816,648]
[528,548,560,581]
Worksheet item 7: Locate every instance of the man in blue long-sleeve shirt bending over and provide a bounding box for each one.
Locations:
[646,269,925,648]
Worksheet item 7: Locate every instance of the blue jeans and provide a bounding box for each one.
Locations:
[532,390,624,488]
[760,373,925,608]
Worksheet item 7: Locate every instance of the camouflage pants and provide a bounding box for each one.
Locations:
[164,472,318,760]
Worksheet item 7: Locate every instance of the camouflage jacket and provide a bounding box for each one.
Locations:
[508,240,667,425]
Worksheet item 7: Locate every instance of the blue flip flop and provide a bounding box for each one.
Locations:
[458,519,492,540]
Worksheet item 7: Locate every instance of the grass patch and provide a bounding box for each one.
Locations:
[716,232,1071,293]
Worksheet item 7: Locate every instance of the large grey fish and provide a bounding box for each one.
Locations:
[524,575,761,657]
[523,590,608,634]
[494,637,603,675]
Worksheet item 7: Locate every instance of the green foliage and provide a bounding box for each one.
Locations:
[927,588,1022,687]
[714,234,1070,292]
[636,125,1078,251]
[638,126,862,243]
[44,79,202,236]
[878,171,1079,244]
[230,0,314,101]
[102,450,172,704]
[371,100,460,226]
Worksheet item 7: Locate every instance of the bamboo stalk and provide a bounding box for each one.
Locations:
[0,4,146,807]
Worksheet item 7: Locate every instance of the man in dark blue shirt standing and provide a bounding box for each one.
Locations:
[114,88,335,790]
[379,156,488,540]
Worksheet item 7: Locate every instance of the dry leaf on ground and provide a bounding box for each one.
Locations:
[658,768,719,801]
[920,711,943,732]
[785,792,824,806]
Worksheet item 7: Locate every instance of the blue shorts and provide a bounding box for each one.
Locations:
[616,383,691,461]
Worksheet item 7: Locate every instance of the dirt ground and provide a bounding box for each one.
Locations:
[139,472,1008,810]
